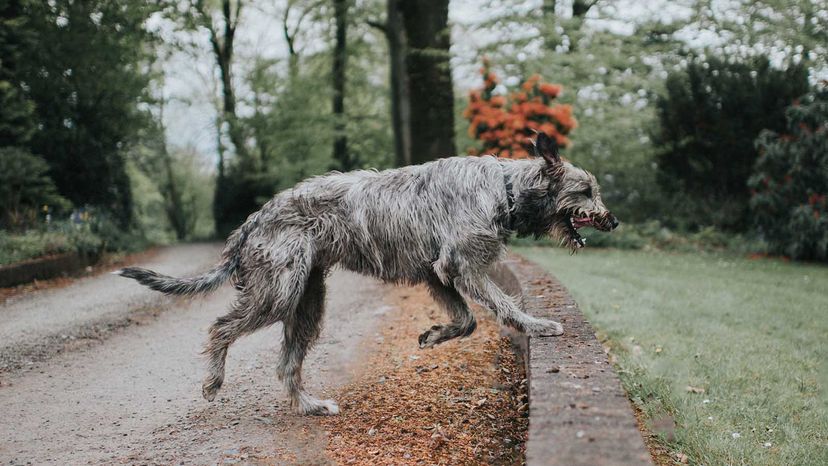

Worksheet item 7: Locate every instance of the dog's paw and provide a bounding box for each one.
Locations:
[526,319,564,337]
[418,325,445,349]
[202,383,219,402]
[299,398,340,416]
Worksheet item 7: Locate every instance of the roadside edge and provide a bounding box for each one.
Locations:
[491,253,653,466]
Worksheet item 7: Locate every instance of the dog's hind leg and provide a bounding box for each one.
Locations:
[277,267,339,415]
[202,291,271,401]
[454,274,564,337]
[418,277,477,349]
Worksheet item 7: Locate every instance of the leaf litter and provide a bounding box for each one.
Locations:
[321,285,528,465]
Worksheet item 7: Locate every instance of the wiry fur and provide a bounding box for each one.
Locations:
[117,134,617,415]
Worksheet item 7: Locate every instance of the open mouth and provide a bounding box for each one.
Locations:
[565,217,588,249]
[558,214,617,251]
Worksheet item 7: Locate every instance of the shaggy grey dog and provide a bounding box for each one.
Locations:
[118,133,618,415]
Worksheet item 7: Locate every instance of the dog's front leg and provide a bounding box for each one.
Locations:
[454,274,563,337]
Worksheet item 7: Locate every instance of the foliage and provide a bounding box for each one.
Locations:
[749,87,828,261]
[16,0,160,228]
[463,59,576,158]
[0,0,35,147]
[654,55,810,231]
[684,0,828,77]
[512,220,765,257]
[129,116,215,242]
[521,247,828,466]
[0,221,103,265]
[0,147,70,229]
[213,9,393,236]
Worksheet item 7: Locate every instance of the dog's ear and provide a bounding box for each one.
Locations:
[533,132,564,178]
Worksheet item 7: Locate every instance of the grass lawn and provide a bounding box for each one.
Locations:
[515,246,828,465]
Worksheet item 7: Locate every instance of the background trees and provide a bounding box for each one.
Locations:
[19,0,159,228]
[654,56,810,230]
[1,0,826,262]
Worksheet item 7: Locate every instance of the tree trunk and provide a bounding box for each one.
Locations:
[213,0,250,168]
[386,0,411,167]
[400,0,455,164]
[158,101,188,240]
[331,0,351,170]
[161,147,188,240]
[572,0,595,18]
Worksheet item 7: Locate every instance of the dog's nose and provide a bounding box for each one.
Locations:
[609,215,619,230]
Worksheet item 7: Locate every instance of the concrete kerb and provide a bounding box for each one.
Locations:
[490,253,653,466]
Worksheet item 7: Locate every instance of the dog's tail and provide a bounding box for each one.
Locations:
[115,212,260,296]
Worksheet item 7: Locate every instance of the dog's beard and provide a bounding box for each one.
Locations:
[548,216,586,253]
[548,209,616,252]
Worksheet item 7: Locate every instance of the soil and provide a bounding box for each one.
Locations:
[631,405,680,466]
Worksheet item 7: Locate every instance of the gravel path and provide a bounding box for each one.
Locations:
[0,244,393,464]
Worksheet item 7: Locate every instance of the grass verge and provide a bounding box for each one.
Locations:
[515,246,828,465]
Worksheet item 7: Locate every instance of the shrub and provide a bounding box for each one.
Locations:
[749,87,828,261]
[0,222,103,266]
[654,55,809,231]
[0,147,70,229]
[463,59,577,158]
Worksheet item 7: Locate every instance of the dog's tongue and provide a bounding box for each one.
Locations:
[572,217,592,228]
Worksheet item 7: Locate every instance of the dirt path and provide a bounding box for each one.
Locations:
[0,244,392,464]
[0,243,221,373]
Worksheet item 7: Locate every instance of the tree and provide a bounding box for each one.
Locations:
[18,0,158,228]
[130,96,191,241]
[174,0,261,235]
[400,0,455,163]
[190,0,250,172]
[372,0,454,165]
[654,55,809,230]
[0,0,35,147]
[331,0,352,170]
[0,147,69,229]
[749,86,828,261]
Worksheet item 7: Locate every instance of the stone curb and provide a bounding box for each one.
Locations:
[491,253,653,466]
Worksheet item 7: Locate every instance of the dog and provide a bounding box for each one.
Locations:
[117,133,618,415]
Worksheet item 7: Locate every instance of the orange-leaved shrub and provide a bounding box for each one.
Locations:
[463,59,577,159]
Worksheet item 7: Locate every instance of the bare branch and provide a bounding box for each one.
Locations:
[367,19,387,35]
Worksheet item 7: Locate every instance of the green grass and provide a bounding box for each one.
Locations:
[515,246,828,465]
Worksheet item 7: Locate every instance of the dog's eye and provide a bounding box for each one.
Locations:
[581,186,593,198]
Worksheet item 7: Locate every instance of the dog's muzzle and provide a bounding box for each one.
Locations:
[587,213,619,232]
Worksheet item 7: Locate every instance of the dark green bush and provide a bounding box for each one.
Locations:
[0,147,70,229]
[749,87,828,261]
[654,55,809,231]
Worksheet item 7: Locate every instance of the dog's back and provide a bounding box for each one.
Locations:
[248,155,516,282]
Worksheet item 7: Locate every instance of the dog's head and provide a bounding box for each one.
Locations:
[533,132,619,250]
